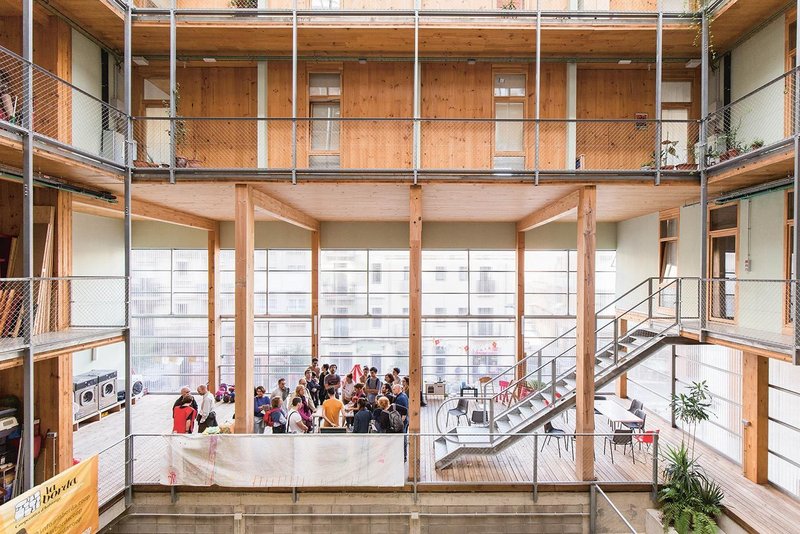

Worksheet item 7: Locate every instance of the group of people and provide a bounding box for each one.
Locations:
[256,359,411,436]
[170,360,415,439]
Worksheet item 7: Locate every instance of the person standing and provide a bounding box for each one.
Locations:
[253,386,270,434]
[325,364,341,397]
[365,367,381,405]
[172,386,198,433]
[287,397,309,434]
[172,395,197,434]
[341,373,356,404]
[352,398,372,434]
[321,387,344,428]
[271,378,291,402]
[196,384,215,433]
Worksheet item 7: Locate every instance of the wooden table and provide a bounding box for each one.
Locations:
[595,400,643,428]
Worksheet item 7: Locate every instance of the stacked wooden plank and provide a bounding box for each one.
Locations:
[0,237,21,337]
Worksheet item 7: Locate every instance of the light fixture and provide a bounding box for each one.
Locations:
[685,59,702,68]
[358,58,367,64]
[132,56,149,66]
[467,58,476,65]
[202,57,217,63]
[618,59,632,65]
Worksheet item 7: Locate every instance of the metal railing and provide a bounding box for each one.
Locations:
[0,46,128,168]
[0,277,127,354]
[706,67,798,169]
[130,116,700,175]
[590,484,638,533]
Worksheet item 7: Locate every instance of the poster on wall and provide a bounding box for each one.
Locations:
[0,455,99,534]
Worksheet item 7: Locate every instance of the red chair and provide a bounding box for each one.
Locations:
[518,386,532,400]
[498,380,511,404]
[634,428,660,452]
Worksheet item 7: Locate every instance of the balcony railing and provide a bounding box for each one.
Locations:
[131,0,699,14]
[0,277,127,356]
[706,67,798,168]
[131,116,700,176]
[0,46,128,168]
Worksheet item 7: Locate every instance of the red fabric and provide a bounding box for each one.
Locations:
[172,405,196,434]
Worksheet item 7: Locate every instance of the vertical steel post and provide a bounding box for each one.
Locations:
[647,277,653,319]
[670,345,677,428]
[652,432,660,502]
[536,349,542,383]
[413,0,420,184]
[169,0,176,184]
[675,278,682,329]
[654,0,663,186]
[550,358,556,405]
[291,0,298,185]
[124,4,134,507]
[21,0,34,492]
[699,7,709,342]
[613,319,619,363]
[532,433,539,502]
[794,0,800,365]
[534,0,541,185]
[589,484,597,533]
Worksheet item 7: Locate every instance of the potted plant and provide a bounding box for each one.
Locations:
[161,83,203,168]
[642,139,680,170]
[655,381,725,534]
[748,138,765,152]
[526,379,546,392]
[498,0,520,15]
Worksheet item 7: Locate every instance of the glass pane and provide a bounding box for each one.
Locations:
[661,81,692,103]
[495,102,524,152]
[710,205,738,231]
[132,249,172,271]
[493,73,526,97]
[526,250,569,271]
[322,250,367,270]
[660,217,678,238]
[661,240,678,279]
[309,73,341,96]
[268,249,311,270]
[470,250,515,271]
[310,103,340,151]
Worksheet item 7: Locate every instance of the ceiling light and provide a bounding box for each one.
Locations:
[467,58,477,65]
[685,59,702,68]
[618,59,632,65]
[202,57,217,63]
[358,58,367,64]
[132,56,149,66]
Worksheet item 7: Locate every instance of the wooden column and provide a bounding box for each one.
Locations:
[234,185,255,434]
[408,185,422,481]
[207,222,220,393]
[516,231,526,381]
[615,318,628,399]
[311,229,320,362]
[742,351,768,484]
[575,186,596,481]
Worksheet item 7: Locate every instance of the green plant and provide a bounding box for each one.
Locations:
[500,0,518,9]
[671,380,712,459]
[659,443,723,534]
[643,139,680,169]
[526,379,546,391]
[162,83,187,149]
[749,138,765,151]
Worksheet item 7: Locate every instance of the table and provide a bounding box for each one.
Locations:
[460,385,478,398]
[595,400,643,428]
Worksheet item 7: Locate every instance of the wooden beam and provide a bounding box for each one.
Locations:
[72,196,217,232]
[207,222,220,394]
[234,185,255,434]
[516,190,580,233]
[408,185,422,481]
[311,229,320,362]
[249,187,320,232]
[575,186,596,482]
[742,351,769,484]
[516,231,526,382]
[615,318,628,399]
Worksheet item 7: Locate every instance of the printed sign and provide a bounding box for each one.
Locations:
[0,455,99,534]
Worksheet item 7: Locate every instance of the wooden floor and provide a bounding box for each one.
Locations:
[74,394,800,533]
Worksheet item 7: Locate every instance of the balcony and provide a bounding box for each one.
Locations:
[131,116,700,180]
[0,277,127,363]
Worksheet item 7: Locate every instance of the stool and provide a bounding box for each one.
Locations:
[460,386,478,398]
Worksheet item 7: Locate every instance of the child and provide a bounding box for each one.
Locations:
[264,396,287,434]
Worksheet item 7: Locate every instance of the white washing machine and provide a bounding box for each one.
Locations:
[88,370,118,410]
[73,374,99,421]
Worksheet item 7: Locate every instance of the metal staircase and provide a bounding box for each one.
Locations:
[433,278,692,469]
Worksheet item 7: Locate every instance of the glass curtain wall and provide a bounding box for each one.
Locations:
[768,359,800,499]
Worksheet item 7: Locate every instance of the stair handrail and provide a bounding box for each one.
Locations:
[481,277,657,400]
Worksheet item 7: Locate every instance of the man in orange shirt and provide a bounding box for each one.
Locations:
[321,387,344,427]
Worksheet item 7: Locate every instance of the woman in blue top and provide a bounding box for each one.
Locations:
[253,386,271,434]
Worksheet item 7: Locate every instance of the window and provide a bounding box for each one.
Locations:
[768,358,800,499]
[661,80,694,166]
[708,204,738,321]
[493,72,526,170]
[659,209,679,309]
[786,191,795,325]
[422,250,516,390]
[319,250,409,375]
[309,72,341,169]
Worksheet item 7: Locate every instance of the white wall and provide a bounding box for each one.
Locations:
[71,30,103,157]
[615,213,659,297]
[72,212,126,379]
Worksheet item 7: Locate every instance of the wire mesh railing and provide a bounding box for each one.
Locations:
[0,45,128,166]
[706,68,797,167]
[0,279,28,349]
[33,277,128,333]
[130,116,700,174]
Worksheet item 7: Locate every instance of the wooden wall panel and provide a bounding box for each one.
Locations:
[420,62,493,169]
[267,60,307,168]
[528,62,567,170]
[341,62,413,169]
[576,68,656,170]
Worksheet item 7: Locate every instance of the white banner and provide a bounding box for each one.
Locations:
[159,434,406,487]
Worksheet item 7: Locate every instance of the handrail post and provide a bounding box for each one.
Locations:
[613,319,619,364]
[550,359,557,405]
[536,350,542,383]
[589,484,597,533]
[532,433,539,502]
[675,278,682,329]
[647,277,654,319]
[652,432,660,502]
[489,398,495,442]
